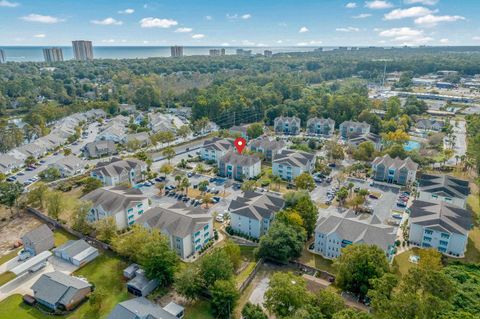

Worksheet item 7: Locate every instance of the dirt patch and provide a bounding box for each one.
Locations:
[0,208,42,256]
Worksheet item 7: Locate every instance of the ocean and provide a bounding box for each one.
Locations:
[0,46,320,62]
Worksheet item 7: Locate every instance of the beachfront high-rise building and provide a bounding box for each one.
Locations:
[209,48,226,57]
[171,46,184,57]
[43,48,64,63]
[72,40,94,61]
[0,49,5,63]
[264,50,273,58]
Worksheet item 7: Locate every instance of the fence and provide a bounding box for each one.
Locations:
[289,260,336,282]
[238,258,264,293]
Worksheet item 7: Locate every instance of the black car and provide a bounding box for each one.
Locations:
[209,177,216,183]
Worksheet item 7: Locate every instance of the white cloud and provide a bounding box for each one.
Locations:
[33,33,46,38]
[353,13,372,18]
[227,13,251,20]
[118,8,134,14]
[299,26,309,33]
[365,1,393,9]
[336,27,360,32]
[205,15,212,20]
[102,39,116,43]
[439,38,449,44]
[139,17,178,28]
[404,0,438,5]
[91,17,123,25]
[276,40,284,44]
[192,34,205,39]
[0,0,19,7]
[242,40,255,46]
[345,2,357,8]
[296,40,323,46]
[414,14,465,27]
[472,36,480,41]
[378,27,433,45]
[384,7,433,20]
[221,42,230,46]
[175,27,193,33]
[241,14,251,20]
[21,14,64,24]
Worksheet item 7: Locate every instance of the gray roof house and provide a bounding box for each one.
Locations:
[218,150,261,180]
[90,158,146,187]
[229,124,249,140]
[96,122,126,143]
[249,137,285,161]
[21,224,54,256]
[306,117,335,136]
[314,210,397,260]
[200,137,232,163]
[347,132,383,151]
[83,140,117,158]
[408,200,472,257]
[0,154,23,174]
[31,271,92,311]
[125,132,150,148]
[418,174,470,208]
[339,121,370,139]
[416,119,445,132]
[126,269,159,297]
[228,191,285,238]
[82,186,149,230]
[138,202,213,260]
[107,297,179,319]
[372,154,418,185]
[53,239,99,266]
[49,155,86,177]
[272,149,315,181]
[274,116,301,135]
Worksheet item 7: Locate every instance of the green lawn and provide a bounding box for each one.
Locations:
[0,271,16,287]
[0,248,21,266]
[184,300,213,319]
[0,251,129,319]
[393,248,421,276]
[298,245,336,274]
[53,229,78,247]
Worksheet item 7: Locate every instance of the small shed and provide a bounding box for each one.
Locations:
[126,269,159,297]
[164,301,185,319]
[123,263,140,279]
[53,240,99,266]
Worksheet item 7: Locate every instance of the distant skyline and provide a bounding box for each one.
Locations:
[0,0,479,47]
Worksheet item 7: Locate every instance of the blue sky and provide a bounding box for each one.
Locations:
[0,0,479,46]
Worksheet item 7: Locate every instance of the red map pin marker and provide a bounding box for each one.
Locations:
[234,137,247,154]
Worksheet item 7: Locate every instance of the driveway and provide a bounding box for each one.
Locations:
[0,256,78,302]
[445,120,466,166]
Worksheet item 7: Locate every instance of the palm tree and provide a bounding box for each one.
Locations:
[156,182,166,196]
[270,175,282,191]
[202,193,213,208]
[198,180,209,195]
[181,177,190,196]
[175,174,183,188]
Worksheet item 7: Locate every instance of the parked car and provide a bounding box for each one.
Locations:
[328,163,336,168]
[396,201,407,207]
[215,213,224,223]
[187,172,194,178]
[369,194,379,200]
[209,177,216,183]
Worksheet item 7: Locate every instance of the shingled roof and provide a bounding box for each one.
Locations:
[22,224,53,247]
[419,174,470,199]
[315,211,396,252]
[138,202,212,238]
[228,190,284,221]
[81,186,147,214]
[219,150,261,167]
[107,297,176,319]
[92,158,145,178]
[409,200,472,235]
[249,137,285,151]
[273,149,315,168]
[372,154,418,171]
[202,137,232,152]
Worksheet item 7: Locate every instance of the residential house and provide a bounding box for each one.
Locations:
[339,121,370,139]
[372,155,418,185]
[21,224,54,256]
[107,297,180,319]
[49,155,86,177]
[228,191,285,238]
[218,150,261,181]
[126,269,159,297]
[0,154,23,174]
[82,186,149,229]
[31,271,92,311]
[418,174,470,208]
[124,132,150,148]
[83,140,117,159]
[119,104,136,114]
[200,137,232,164]
[408,200,472,257]
[274,116,301,135]
[314,211,397,260]
[90,158,146,186]
[306,118,335,136]
[53,239,99,266]
[272,150,315,181]
[249,137,285,161]
[96,122,126,143]
[229,124,249,140]
[138,202,213,260]
[416,119,445,132]
[148,112,177,133]
[347,133,383,151]
[123,263,140,279]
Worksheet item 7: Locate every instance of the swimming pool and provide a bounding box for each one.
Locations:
[404,140,421,152]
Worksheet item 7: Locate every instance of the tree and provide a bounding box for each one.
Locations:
[63,148,72,156]
[134,85,160,110]
[24,155,37,167]
[242,302,268,319]
[264,272,309,317]
[336,188,349,206]
[202,192,213,208]
[177,125,191,139]
[386,97,401,120]
[72,200,94,235]
[95,217,117,243]
[180,177,190,195]
[0,181,24,215]
[223,240,242,270]
[294,172,316,192]
[174,266,204,301]
[247,123,264,139]
[156,182,166,196]
[194,163,206,174]
[313,289,345,319]
[256,221,305,263]
[47,191,63,219]
[141,236,179,287]
[210,279,239,319]
[241,180,257,192]
[162,146,176,163]
[292,195,318,238]
[27,182,49,209]
[334,244,389,298]
[81,177,103,195]
[113,225,164,262]
[326,141,344,162]
[353,142,376,161]
[159,163,174,178]
[332,309,372,319]
[89,287,107,314]
[198,180,209,194]
[199,249,234,287]
[39,167,61,182]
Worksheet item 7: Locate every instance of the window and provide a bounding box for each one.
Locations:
[423,236,432,242]
[424,229,433,235]
[432,194,438,199]
[194,231,201,237]
[137,203,143,208]
[204,232,209,238]
[439,240,448,246]
[441,233,450,239]
[203,224,209,231]
[127,208,133,213]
